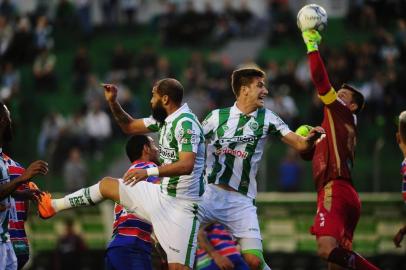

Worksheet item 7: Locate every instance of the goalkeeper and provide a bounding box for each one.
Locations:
[300,29,380,270]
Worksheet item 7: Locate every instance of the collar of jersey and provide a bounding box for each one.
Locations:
[231,103,258,118]
[164,103,190,123]
[130,160,156,167]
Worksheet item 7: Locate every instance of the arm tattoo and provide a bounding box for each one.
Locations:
[109,101,133,125]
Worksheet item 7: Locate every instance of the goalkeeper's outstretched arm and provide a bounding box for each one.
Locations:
[302,30,333,96]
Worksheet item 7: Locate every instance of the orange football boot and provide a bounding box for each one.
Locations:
[37,191,56,219]
[27,181,39,190]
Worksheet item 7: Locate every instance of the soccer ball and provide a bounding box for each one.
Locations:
[297,4,328,32]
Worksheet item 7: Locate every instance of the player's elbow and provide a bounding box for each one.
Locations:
[120,125,134,135]
[182,163,194,175]
[295,139,310,152]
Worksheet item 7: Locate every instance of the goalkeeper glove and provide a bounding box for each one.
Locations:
[302,30,321,53]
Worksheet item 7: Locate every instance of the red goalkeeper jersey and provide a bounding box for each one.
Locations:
[312,95,357,191]
[307,51,357,191]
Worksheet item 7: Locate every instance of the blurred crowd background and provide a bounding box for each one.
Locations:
[2,1,406,269]
[1,0,405,193]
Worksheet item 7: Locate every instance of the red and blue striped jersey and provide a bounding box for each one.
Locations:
[2,154,29,252]
[196,223,240,267]
[107,160,159,253]
[402,159,406,203]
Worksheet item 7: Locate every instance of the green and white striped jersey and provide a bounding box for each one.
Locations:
[143,103,205,201]
[202,104,291,199]
[0,151,11,241]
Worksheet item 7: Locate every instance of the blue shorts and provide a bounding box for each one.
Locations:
[105,246,152,270]
[200,254,249,270]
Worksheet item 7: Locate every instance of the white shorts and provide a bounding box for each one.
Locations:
[199,184,262,250]
[118,180,200,268]
[0,241,17,270]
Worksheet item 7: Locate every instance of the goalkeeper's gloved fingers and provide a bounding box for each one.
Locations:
[302,29,321,53]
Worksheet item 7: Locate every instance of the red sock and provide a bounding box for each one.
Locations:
[327,247,380,270]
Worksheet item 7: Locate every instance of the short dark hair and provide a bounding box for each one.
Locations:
[126,135,151,163]
[399,111,406,144]
[341,84,365,115]
[231,68,265,97]
[156,78,184,105]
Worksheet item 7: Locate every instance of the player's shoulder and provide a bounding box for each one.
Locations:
[263,108,284,121]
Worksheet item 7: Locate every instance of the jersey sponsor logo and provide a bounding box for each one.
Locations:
[159,146,177,160]
[218,135,257,144]
[215,147,249,159]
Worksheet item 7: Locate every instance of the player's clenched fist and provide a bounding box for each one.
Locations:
[102,83,118,103]
[19,160,48,183]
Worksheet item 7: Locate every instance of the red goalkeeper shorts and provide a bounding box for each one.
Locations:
[310,179,361,250]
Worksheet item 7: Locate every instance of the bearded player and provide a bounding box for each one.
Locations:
[38,79,205,270]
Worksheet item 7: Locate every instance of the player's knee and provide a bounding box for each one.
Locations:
[316,238,336,260]
[99,177,119,201]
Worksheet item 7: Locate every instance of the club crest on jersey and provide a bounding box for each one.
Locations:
[166,132,173,143]
[248,121,259,131]
[222,125,229,132]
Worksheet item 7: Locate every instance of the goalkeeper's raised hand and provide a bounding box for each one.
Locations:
[302,29,321,53]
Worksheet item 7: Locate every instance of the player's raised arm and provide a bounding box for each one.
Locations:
[102,83,152,134]
[302,30,334,97]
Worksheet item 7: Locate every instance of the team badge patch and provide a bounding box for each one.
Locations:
[249,121,259,131]
[166,132,173,143]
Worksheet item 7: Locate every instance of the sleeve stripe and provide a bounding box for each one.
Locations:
[318,88,337,105]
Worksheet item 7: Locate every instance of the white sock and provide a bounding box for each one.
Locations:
[52,183,104,212]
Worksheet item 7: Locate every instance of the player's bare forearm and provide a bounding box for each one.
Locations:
[0,179,25,200]
[108,101,151,134]
[282,127,324,152]
[109,100,134,133]
[158,155,195,177]
[123,152,196,185]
